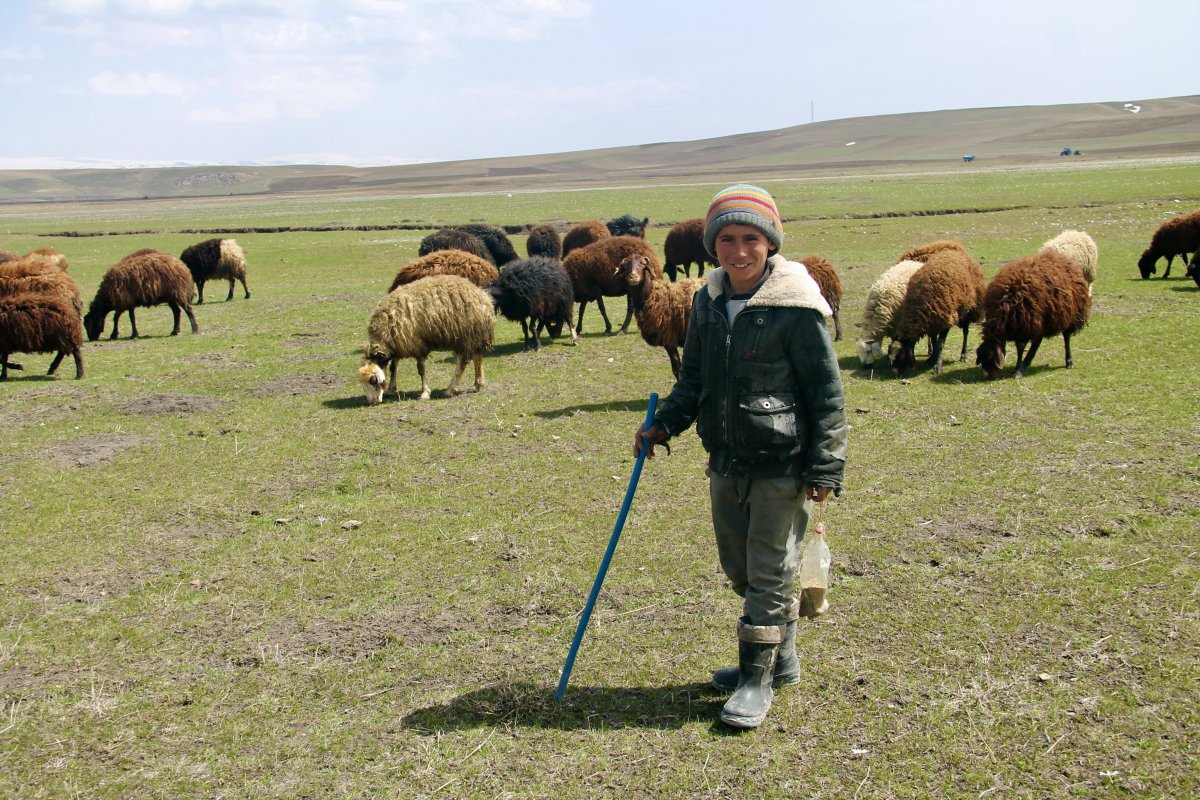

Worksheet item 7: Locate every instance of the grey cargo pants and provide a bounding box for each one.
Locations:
[709,472,813,626]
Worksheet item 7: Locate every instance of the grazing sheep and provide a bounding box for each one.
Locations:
[563,235,662,335]
[418,228,495,264]
[561,220,610,259]
[19,248,70,272]
[525,224,562,260]
[454,223,519,267]
[856,259,924,366]
[1137,209,1200,279]
[888,247,985,376]
[797,253,844,341]
[606,214,650,238]
[0,291,84,380]
[358,275,495,403]
[618,253,704,378]
[387,250,499,292]
[897,239,968,264]
[1188,252,1200,288]
[179,238,249,303]
[663,218,717,281]
[84,251,198,341]
[976,248,1091,379]
[1041,229,1098,294]
[486,256,578,351]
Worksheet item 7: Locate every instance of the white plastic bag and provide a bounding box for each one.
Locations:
[797,505,831,619]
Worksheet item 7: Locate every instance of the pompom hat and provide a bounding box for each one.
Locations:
[703,184,784,257]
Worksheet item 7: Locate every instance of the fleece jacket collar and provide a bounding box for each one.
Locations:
[706,254,832,318]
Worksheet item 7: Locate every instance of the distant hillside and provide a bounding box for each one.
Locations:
[3,95,1198,203]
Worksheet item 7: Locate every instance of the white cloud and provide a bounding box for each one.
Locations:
[89,69,189,95]
[0,45,44,60]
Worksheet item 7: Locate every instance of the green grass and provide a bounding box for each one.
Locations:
[1,161,1198,799]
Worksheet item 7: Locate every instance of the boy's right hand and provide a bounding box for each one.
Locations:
[634,424,667,459]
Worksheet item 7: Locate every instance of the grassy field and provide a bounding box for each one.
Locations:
[1,160,1198,799]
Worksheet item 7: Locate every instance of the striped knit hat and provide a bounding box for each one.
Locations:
[703,184,784,257]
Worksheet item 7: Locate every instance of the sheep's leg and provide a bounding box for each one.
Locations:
[1016,337,1044,377]
[445,354,469,396]
[1163,256,1173,279]
[196,280,206,304]
[575,301,588,334]
[2,354,23,373]
[530,319,543,351]
[833,312,842,342]
[957,323,970,361]
[521,319,534,350]
[128,308,140,339]
[169,303,182,335]
[240,277,251,299]
[472,353,485,392]
[930,330,949,374]
[1,354,8,380]
[109,311,122,340]
[183,303,199,333]
[594,297,614,335]
[388,359,398,398]
[667,347,682,379]
[1062,332,1074,369]
[48,351,65,375]
[618,297,634,334]
[71,348,84,379]
[415,357,431,400]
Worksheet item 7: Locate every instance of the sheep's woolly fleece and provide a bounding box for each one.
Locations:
[1040,229,1098,291]
[856,259,923,365]
[705,256,832,317]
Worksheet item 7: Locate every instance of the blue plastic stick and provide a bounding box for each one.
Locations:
[555,392,659,701]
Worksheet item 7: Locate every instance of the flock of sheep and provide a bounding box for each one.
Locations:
[2,207,1198,398]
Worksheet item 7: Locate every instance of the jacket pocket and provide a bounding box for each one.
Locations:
[735,392,798,456]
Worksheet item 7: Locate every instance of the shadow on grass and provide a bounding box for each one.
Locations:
[534,398,653,419]
[400,681,744,733]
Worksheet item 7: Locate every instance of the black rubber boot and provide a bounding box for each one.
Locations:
[712,619,799,692]
[719,620,784,729]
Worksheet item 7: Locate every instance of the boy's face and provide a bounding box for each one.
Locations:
[715,223,772,293]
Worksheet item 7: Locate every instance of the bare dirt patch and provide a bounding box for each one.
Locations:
[41,433,148,468]
[119,393,222,415]
[256,372,344,397]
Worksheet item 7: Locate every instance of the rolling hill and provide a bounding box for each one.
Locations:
[2,95,1198,204]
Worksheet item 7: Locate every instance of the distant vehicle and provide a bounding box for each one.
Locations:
[1060,147,1073,156]
[962,155,976,162]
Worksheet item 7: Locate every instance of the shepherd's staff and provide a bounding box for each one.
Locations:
[555,392,658,701]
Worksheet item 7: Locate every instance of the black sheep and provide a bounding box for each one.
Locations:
[486,256,578,351]
[663,218,717,280]
[178,238,249,303]
[418,229,494,264]
[525,224,562,260]
[1137,209,1200,279]
[606,214,649,238]
[455,224,519,267]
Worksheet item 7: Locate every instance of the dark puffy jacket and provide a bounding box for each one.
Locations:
[653,256,847,490]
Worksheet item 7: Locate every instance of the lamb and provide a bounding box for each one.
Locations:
[1041,229,1098,294]
[797,253,844,341]
[888,247,985,376]
[562,235,662,335]
[179,238,249,303]
[486,256,578,351]
[618,253,704,378]
[83,250,199,340]
[387,250,499,292]
[663,218,717,281]
[975,248,1091,379]
[561,220,610,258]
[0,291,84,380]
[454,223,519,267]
[525,224,562,260]
[418,228,494,264]
[1137,209,1200,279]
[856,259,924,366]
[358,274,495,403]
[606,214,649,238]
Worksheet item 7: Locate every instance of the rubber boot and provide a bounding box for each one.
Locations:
[712,619,799,692]
[719,620,785,729]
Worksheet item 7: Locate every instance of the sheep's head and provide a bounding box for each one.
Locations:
[888,340,915,378]
[1136,249,1158,279]
[975,340,1005,380]
[358,362,387,405]
[83,309,105,342]
[856,338,882,366]
[619,254,651,286]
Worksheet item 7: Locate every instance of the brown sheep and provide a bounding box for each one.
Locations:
[561,220,610,259]
[976,249,1091,379]
[1137,209,1200,279]
[619,253,704,378]
[797,254,844,341]
[84,251,198,340]
[419,228,495,264]
[0,291,84,380]
[663,218,717,281]
[0,249,19,264]
[0,256,83,316]
[888,247,985,376]
[179,238,249,303]
[898,239,968,264]
[563,235,662,335]
[525,224,562,260]
[387,250,499,293]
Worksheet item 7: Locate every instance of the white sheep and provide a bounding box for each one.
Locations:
[856,259,923,366]
[357,275,495,404]
[1040,229,1098,295]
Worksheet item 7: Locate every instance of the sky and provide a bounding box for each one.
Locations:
[1,0,1197,170]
